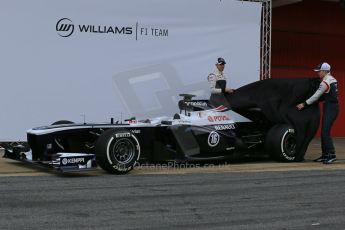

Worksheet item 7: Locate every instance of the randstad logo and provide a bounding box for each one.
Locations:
[56,18,74,37]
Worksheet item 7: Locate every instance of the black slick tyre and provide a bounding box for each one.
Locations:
[265,124,297,162]
[95,129,140,174]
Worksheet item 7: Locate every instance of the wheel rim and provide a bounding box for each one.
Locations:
[111,139,136,164]
[284,133,296,157]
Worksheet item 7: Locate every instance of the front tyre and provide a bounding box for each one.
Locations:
[95,129,140,174]
[265,124,297,162]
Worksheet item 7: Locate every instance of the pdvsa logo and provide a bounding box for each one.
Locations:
[56,18,74,37]
[207,115,230,122]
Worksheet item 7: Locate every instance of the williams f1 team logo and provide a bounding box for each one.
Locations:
[56,18,74,37]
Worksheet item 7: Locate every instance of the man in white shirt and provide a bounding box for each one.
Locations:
[297,62,339,164]
[208,57,234,107]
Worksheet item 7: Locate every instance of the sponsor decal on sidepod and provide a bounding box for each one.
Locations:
[208,115,230,122]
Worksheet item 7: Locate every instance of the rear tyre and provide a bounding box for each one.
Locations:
[95,129,140,174]
[265,124,297,162]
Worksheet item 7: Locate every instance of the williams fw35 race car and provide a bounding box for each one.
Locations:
[4,91,300,174]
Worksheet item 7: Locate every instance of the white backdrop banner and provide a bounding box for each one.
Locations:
[0,0,262,141]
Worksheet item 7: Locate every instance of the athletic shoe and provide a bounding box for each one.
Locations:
[323,155,337,164]
[313,155,327,162]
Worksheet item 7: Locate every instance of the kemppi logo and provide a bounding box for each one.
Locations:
[56,18,74,37]
[61,157,85,165]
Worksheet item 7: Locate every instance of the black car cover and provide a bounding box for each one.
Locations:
[226,78,321,161]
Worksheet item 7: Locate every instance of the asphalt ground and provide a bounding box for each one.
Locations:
[0,138,344,229]
[1,170,345,230]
